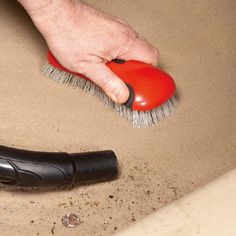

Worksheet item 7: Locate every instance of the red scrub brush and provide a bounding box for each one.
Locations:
[42,51,177,127]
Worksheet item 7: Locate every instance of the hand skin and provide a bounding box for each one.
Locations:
[18,0,159,103]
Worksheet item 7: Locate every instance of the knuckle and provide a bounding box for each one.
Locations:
[119,28,136,51]
[69,63,86,74]
[103,77,123,95]
[120,25,136,41]
[99,74,114,88]
[68,55,88,74]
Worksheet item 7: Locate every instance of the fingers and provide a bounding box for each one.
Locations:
[82,63,130,104]
[120,36,159,67]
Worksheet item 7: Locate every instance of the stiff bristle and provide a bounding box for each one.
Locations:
[42,63,177,128]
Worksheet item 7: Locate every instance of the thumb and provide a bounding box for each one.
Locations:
[120,36,159,67]
[82,62,130,104]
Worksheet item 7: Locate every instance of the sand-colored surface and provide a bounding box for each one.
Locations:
[0,0,235,235]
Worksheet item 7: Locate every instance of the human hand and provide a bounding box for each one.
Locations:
[19,0,159,103]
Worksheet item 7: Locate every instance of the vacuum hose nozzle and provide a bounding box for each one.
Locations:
[0,145,118,187]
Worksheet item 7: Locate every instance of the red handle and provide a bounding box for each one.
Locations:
[47,51,176,111]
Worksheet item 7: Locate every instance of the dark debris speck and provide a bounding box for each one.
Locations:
[51,226,55,235]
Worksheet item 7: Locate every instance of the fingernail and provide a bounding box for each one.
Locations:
[113,86,130,104]
[110,94,119,103]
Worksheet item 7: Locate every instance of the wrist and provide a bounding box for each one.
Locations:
[18,0,54,13]
[18,0,84,38]
[18,0,81,19]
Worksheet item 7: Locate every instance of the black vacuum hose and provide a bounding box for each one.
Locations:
[0,145,118,187]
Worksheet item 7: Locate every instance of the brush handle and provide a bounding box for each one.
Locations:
[47,51,176,111]
[0,145,118,187]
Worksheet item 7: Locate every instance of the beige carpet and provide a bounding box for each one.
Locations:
[0,0,235,235]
